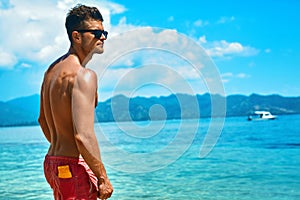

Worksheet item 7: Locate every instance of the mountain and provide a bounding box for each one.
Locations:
[6,94,40,117]
[0,94,39,126]
[226,94,300,116]
[1,93,300,127]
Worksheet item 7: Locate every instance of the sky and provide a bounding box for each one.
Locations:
[0,0,299,101]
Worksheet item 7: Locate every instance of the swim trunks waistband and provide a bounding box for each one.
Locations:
[45,154,84,164]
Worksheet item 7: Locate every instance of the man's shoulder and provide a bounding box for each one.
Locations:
[77,68,97,81]
[75,68,97,89]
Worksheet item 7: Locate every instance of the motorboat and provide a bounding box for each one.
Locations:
[248,111,276,121]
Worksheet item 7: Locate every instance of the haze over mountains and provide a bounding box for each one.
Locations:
[0,93,300,127]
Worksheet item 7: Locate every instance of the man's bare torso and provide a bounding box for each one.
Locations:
[41,54,86,157]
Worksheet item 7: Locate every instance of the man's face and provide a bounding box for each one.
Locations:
[79,19,106,55]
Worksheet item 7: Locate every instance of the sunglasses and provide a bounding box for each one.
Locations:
[77,29,108,39]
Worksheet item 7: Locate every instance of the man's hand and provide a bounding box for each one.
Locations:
[98,177,113,199]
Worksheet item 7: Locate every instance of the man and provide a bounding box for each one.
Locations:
[38,4,113,200]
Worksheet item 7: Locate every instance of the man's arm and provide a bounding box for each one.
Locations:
[38,81,51,143]
[72,68,113,198]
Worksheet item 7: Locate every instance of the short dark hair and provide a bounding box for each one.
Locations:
[65,4,104,44]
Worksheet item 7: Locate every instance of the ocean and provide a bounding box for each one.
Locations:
[0,114,299,199]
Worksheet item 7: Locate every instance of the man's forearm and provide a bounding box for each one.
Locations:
[75,133,108,180]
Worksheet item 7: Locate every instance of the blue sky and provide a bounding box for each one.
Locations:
[0,0,299,101]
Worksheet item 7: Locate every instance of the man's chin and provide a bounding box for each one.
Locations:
[93,46,104,54]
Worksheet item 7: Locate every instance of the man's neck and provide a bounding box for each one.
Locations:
[69,46,94,67]
[68,47,86,67]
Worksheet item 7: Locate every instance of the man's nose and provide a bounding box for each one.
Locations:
[100,33,107,40]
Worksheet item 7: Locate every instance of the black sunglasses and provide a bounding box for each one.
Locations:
[77,29,108,39]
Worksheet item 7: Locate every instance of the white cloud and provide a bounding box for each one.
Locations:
[198,35,207,44]
[217,16,235,24]
[221,72,233,78]
[203,39,259,58]
[236,73,250,78]
[0,0,127,68]
[0,1,257,69]
[109,16,139,37]
[222,72,250,79]
[193,19,209,27]
[0,0,66,66]
[56,0,76,10]
[37,35,69,61]
[221,72,250,83]
[20,63,32,69]
[0,48,17,69]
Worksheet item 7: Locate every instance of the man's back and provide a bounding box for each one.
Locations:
[41,54,82,157]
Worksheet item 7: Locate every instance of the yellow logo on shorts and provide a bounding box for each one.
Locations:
[58,165,72,178]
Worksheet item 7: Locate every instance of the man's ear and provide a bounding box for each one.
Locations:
[72,31,81,44]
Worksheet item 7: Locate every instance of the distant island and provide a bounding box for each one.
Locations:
[0,93,300,127]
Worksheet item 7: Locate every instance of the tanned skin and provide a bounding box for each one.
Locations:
[38,19,113,199]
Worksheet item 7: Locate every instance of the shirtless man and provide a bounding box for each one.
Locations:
[38,4,113,199]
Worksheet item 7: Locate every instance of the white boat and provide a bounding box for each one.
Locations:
[248,111,276,121]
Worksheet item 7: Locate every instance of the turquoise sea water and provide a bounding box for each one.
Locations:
[0,115,300,199]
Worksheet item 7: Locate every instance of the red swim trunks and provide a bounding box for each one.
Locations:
[44,155,98,200]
